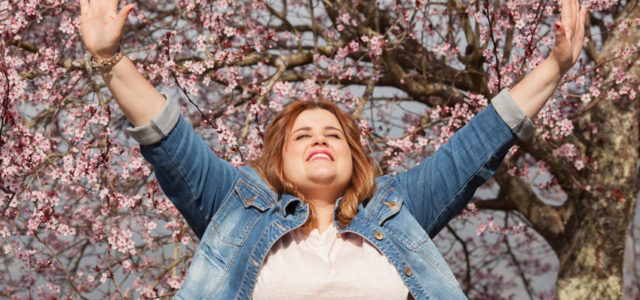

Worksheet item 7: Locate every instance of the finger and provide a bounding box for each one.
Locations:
[555,21,566,38]
[574,3,584,33]
[575,7,587,44]
[561,0,570,25]
[79,0,89,15]
[115,3,135,29]
[566,0,576,27]
[95,0,116,13]
[106,0,120,11]
[574,0,580,25]
[565,0,577,37]
[576,2,585,28]
[569,6,585,56]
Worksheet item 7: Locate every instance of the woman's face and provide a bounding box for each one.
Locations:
[282,109,353,198]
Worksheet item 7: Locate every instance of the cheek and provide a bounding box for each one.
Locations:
[339,144,354,172]
[283,142,303,159]
[282,143,302,177]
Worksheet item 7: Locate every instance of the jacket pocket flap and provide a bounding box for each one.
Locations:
[234,178,272,211]
[376,187,404,225]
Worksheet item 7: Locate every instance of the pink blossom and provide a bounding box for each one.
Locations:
[108,227,136,255]
[272,81,293,101]
[574,159,586,170]
[476,223,488,236]
[167,275,184,289]
[366,35,385,59]
[589,85,601,98]
[552,143,578,159]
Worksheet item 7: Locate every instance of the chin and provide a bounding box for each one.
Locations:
[307,174,337,185]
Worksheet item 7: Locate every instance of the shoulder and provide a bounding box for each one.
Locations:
[360,174,404,218]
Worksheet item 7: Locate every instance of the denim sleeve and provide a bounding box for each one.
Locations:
[127,98,239,239]
[396,89,533,237]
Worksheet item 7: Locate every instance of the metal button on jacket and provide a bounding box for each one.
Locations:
[374,231,384,240]
[388,201,398,210]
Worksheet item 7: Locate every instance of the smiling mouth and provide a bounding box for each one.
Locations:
[309,153,331,161]
[307,151,334,161]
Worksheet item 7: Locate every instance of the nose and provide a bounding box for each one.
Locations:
[312,135,328,146]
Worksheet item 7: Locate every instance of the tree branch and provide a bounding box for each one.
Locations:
[475,198,517,211]
[520,134,585,201]
[381,52,466,105]
[492,165,573,248]
[446,225,472,294]
[352,77,375,119]
[504,212,535,300]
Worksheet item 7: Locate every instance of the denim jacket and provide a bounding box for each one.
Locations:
[128,89,533,299]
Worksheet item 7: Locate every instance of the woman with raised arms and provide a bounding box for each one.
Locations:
[80,0,586,298]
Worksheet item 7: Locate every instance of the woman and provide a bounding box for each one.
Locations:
[80,0,586,298]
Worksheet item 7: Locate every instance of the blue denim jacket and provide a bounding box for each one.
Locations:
[128,89,533,299]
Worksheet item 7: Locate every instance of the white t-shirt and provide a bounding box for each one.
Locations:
[252,223,410,300]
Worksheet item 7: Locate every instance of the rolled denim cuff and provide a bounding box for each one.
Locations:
[491,89,535,140]
[126,96,180,145]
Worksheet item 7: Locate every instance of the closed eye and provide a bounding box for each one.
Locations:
[295,134,310,140]
[328,134,340,138]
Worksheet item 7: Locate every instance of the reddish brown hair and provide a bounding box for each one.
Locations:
[251,101,379,229]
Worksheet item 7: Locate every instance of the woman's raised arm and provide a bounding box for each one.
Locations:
[510,0,587,118]
[397,0,586,236]
[80,0,166,126]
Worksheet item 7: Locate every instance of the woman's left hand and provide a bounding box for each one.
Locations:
[550,0,587,73]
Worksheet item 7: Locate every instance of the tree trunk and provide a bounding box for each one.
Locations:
[555,196,631,299]
[554,1,640,296]
[555,99,638,299]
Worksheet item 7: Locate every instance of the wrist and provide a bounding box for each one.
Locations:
[541,56,566,81]
[545,53,571,75]
[91,46,124,72]
[90,44,120,61]
[94,53,115,61]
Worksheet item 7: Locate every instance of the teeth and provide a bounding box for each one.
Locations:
[310,153,331,161]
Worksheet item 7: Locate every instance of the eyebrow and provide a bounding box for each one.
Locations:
[291,126,343,134]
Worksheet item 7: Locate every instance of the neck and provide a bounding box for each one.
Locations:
[298,185,344,233]
[305,199,335,233]
[300,190,340,232]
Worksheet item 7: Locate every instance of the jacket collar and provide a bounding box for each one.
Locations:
[278,194,305,216]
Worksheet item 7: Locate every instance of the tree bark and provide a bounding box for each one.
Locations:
[554,1,640,297]
[555,193,634,299]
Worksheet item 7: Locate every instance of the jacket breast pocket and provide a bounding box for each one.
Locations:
[200,184,266,272]
[211,195,262,246]
[212,200,261,246]
[210,179,268,246]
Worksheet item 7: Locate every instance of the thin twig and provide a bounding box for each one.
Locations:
[106,247,128,299]
[352,78,376,119]
[503,213,535,299]
[238,56,286,144]
[34,234,90,300]
[446,225,472,294]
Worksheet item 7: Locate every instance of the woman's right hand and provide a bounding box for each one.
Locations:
[80,0,135,60]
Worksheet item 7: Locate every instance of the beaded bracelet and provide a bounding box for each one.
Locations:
[90,46,124,71]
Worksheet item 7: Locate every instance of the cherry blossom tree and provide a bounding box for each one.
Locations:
[1,0,638,298]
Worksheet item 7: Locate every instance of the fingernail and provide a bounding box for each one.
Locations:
[555,23,561,29]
